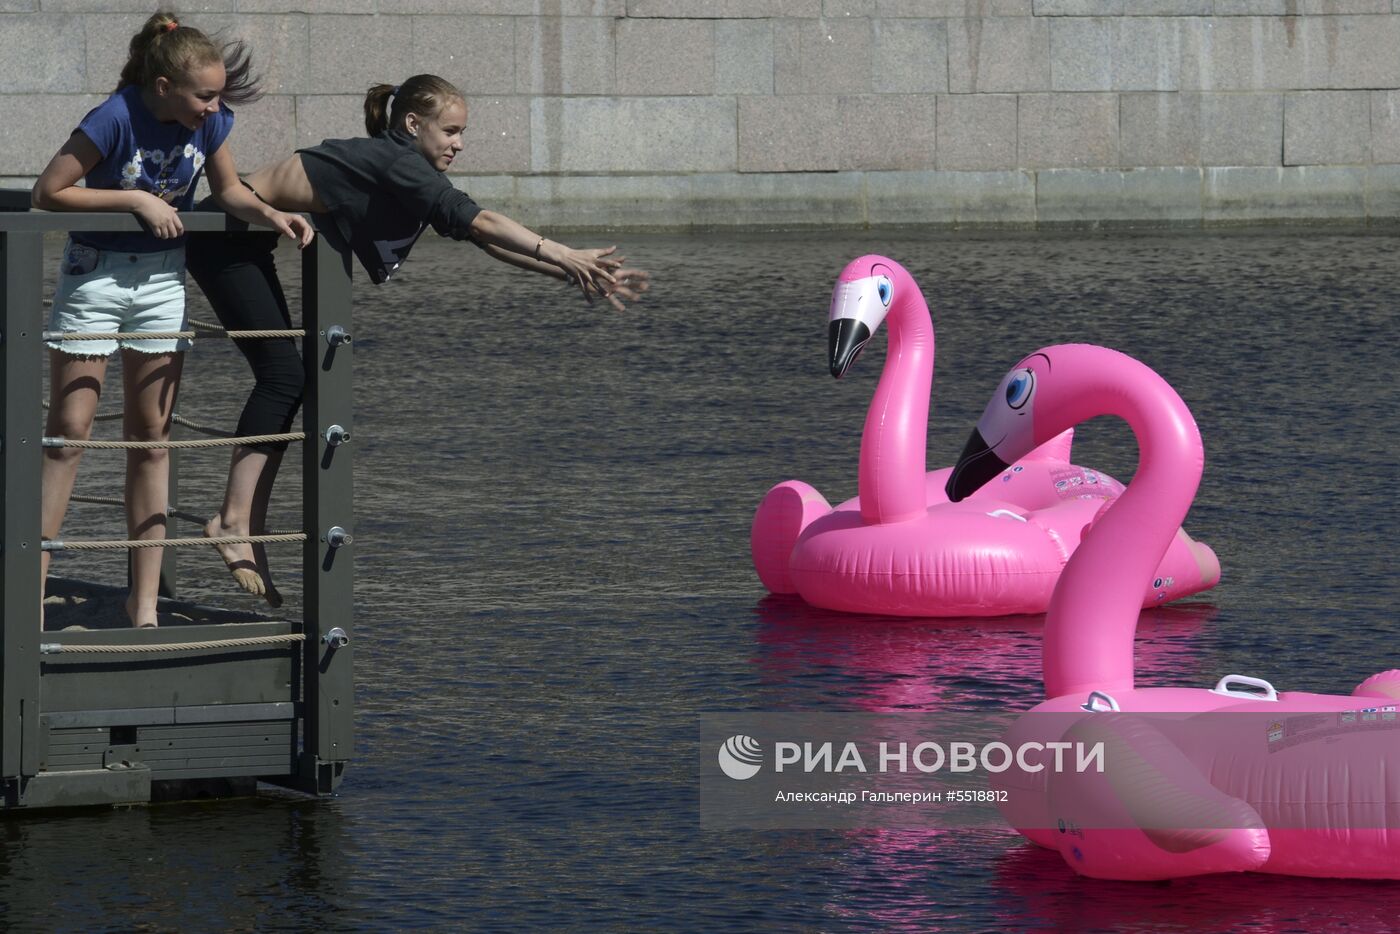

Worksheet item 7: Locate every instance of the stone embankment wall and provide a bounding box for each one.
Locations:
[3,1,1399,228]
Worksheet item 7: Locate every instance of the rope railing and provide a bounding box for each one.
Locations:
[43,532,307,552]
[172,412,237,438]
[43,432,304,450]
[40,632,306,655]
[193,318,306,338]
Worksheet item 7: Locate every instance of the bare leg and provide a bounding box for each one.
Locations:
[41,351,109,627]
[205,445,284,606]
[122,349,183,628]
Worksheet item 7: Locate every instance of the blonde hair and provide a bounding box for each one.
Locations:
[117,10,262,107]
[363,74,464,136]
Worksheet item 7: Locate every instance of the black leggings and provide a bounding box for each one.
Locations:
[186,228,303,450]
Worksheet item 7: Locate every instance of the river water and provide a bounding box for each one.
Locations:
[8,228,1400,931]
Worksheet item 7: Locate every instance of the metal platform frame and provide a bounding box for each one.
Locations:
[0,208,354,809]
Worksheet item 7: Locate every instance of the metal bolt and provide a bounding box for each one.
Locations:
[326,526,353,548]
[325,325,352,347]
[322,627,349,649]
[323,424,351,446]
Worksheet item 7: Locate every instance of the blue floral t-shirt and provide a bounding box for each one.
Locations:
[71,84,234,253]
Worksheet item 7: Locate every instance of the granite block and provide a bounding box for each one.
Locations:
[1120,92,1200,166]
[0,94,106,173]
[377,0,623,12]
[737,95,839,172]
[626,0,822,16]
[1200,92,1282,166]
[948,16,1051,93]
[411,16,516,97]
[0,14,85,93]
[1017,92,1118,168]
[1203,165,1365,222]
[865,169,1036,225]
[838,94,936,170]
[308,16,413,95]
[872,19,948,94]
[513,173,698,228]
[688,170,866,228]
[1183,15,1400,91]
[461,96,530,173]
[533,96,735,173]
[224,94,296,172]
[82,13,149,94]
[1371,90,1400,164]
[1284,91,1370,165]
[293,94,363,149]
[826,0,1025,13]
[616,18,715,96]
[200,14,313,98]
[1364,163,1400,218]
[515,16,616,95]
[773,17,872,95]
[1036,167,1202,224]
[714,20,774,95]
[936,93,1018,170]
[1051,18,1181,92]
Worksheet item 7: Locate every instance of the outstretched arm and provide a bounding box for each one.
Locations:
[476,240,650,312]
[205,146,314,248]
[468,209,628,302]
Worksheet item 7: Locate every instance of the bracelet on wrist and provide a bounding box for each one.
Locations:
[534,237,546,260]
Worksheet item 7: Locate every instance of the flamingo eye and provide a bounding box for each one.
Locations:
[1005,370,1034,410]
[875,276,892,307]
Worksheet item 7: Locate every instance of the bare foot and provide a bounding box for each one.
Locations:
[205,515,281,608]
[125,593,159,628]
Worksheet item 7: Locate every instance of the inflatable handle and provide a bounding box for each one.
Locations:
[986,509,1028,523]
[1081,690,1121,712]
[1210,674,1278,701]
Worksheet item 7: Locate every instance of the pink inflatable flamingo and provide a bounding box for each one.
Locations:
[947,344,1400,880]
[751,255,1220,617]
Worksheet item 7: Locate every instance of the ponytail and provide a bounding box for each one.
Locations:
[363,74,464,136]
[116,10,263,107]
[364,84,396,137]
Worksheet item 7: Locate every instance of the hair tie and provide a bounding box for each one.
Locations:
[391,85,400,97]
[164,20,178,32]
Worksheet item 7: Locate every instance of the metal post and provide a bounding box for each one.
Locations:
[300,237,353,793]
[1,231,45,785]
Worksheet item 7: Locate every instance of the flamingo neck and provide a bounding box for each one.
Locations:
[1042,365,1203,700]
[858,286,933,524]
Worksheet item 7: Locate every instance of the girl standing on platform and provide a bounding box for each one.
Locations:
[32,11,313,628]
[188,73,648,606]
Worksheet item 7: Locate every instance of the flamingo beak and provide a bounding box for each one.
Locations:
[945,429,1009,502]
[828,318,871,379]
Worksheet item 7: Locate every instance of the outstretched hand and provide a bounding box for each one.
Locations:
[600,266,650,311]
[550,244,622,302]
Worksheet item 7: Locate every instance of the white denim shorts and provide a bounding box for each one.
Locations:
[46,240,191,356]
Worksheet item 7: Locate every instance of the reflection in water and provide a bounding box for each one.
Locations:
[0,795,354,930]
[753,595,1215,712]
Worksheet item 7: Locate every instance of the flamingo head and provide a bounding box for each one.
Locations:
[946,350,1056,501]
[828,255,901,378]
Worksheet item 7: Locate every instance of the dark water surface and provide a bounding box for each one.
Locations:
[9,228,1400,931]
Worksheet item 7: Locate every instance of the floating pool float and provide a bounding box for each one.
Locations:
[750,255,1220,617]
[946,343,1400,880]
